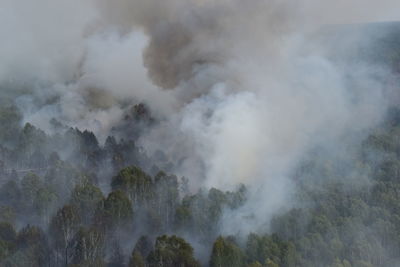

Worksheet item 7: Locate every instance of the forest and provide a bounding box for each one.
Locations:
[2,0,400,266]
[0,98,400,267]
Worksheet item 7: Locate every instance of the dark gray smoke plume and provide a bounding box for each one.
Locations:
[2,0,400,236]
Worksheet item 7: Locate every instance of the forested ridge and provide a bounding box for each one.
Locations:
[1,2,400,263]
[0,96,400,267]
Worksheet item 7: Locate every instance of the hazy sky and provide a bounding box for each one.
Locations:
[304,0,400,24]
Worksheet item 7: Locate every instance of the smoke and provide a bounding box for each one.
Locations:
[121,0,397,234]
[2,0,400,235]
[0,0,176,140]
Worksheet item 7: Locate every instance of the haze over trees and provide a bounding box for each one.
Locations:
[2,0,400,266]
[0,90,400,266]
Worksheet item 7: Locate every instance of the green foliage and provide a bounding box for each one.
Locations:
[210,236,245,267]
[15,225,49,266]
[71,227,105,267]
[147,235,200,267]
[263,123,400,266]
[265,258,279,267]
[0,222,16,261]
[44,161,84,200]
[0,239,12,261]
[96,190,133,230]
[0,206,15,224]
[129,236,152,267]
[70,182,103,224]
[20,172,42,208]
[50,205,81,266]
[245,233,293,266]
[151,171,179,230]
[175,186,247,239]
[129,251,145,267]
[111,166,153,206]
[3,100,400,266]
[17,123,47,159]
[0,222,16,244]
[247,262,263,267]
[132,235,153,260]
[0,105,21,144]
[34,185,58,224]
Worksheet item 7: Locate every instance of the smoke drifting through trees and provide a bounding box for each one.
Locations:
[1,0,400,266]
[100,0,399,234]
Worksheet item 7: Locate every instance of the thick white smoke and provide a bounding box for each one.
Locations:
[1,0,400,234]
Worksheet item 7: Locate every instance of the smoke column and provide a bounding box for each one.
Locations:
[2,0,400,234]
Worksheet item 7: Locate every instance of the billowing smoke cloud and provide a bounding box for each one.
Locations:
[0,0,176,139]
[2,0,400,235]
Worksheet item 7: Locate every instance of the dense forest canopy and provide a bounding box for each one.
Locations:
[2,0,400,266]
[2,88,400,267]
